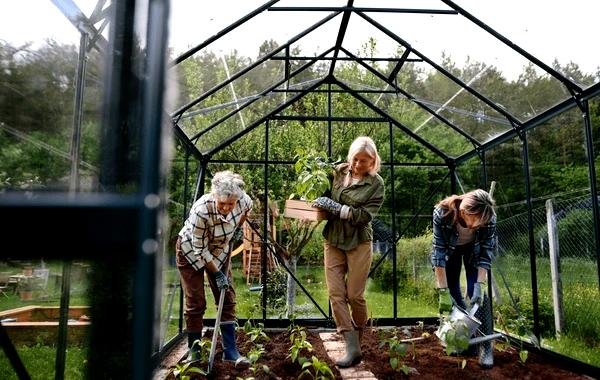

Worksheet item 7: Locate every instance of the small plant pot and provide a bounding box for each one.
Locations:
[283,199,329,221]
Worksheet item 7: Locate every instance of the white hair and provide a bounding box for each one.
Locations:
[210,170,245,199]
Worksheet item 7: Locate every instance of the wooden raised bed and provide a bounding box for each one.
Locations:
[0,305,90,345]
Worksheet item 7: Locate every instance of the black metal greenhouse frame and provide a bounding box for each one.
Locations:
[0,0,599,379]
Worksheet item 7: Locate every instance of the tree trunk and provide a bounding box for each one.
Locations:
[286,255,298,318]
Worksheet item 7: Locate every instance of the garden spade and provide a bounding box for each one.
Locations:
[207,220,244,375]
[207,273,227,375]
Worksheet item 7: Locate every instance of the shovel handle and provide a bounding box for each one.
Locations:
[207,288,226,373]
[469,302,479,317]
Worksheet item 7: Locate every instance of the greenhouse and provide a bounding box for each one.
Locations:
[0,0,599,379]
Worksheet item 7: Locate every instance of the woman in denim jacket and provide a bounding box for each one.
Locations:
[431,189,496,313]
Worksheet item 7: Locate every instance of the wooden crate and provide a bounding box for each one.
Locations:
[283,199,329,221]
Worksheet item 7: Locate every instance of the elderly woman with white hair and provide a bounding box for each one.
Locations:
[176,170,252,366]
[312,136,385,368]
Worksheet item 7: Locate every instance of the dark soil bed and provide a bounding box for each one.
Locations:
[163,326,593,379]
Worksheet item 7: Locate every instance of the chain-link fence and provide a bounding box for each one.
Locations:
[493,193,600,364]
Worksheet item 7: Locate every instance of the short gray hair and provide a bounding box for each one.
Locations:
[211,170,245,199]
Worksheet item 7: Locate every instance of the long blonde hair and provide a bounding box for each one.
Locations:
[343,136,381,186]
[437,189,496,228]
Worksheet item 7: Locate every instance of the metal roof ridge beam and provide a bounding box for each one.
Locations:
[357,11,523,127]
[270,56,421,62]
[171,11,341,118]
[269,7,457,15]
[332,78,449,161]
[441,0,582,94]
[172,0,280,65]
[208,79,326,156]
[339,47,480,147]
[188,47,334,143]
[328,0,354,76]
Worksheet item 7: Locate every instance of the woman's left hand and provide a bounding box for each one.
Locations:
[471,282,485,305]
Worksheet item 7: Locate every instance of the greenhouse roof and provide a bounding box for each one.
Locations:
[165,0,600,164]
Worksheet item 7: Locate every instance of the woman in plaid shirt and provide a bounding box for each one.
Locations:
[176,170,252,366]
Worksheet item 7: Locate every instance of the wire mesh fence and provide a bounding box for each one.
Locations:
[493,193,600,364]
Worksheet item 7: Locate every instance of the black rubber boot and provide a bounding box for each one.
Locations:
[475,295,494,368]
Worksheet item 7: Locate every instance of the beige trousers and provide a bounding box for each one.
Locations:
[324,240,373,333]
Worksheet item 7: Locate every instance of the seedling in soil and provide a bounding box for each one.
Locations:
[299,355,335,380]
[241,320,270,346]
[379,330,411,375]
[288,328,313,364]
[169,361,207,379]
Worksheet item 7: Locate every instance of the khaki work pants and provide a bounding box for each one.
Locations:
[324,240,373,333]
[176,237,237,334]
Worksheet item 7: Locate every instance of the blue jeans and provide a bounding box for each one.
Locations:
[445,242,477,310]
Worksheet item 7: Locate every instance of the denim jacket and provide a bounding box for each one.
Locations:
[430,206,496,269]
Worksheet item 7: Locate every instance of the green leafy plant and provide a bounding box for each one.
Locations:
[379,330,411,375]
[288,326,313,364]
[236,345,271,380]
[169,361,206,379]
[289,148,337,201]
[185,337,211,364]
[496,311,529,364]
[440,319,471,356]
[241,320,270,347]
[299,355,334,380]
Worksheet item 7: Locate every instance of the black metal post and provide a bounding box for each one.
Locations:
[262,119,270,321]
[69,32,88,192]
[327,83,332,156]
[521,132,541,339]
[56,29,89,380]
[133,0,170,377]
[328,0,353,76]
[55,262,71,380]
[389,121,398,320]
[581,100,600,290]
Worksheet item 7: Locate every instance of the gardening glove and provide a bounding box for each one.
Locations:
[438,287,454,314]
[312,197,351,219]
[213,270,230,290]
[471,282,485,305]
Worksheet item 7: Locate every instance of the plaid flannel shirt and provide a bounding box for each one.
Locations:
[430,206,496,270]
[178,192,252,271]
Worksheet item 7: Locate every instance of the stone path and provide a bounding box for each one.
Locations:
[319,332,378,380]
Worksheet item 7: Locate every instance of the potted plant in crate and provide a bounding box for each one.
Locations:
[284,148,338,221]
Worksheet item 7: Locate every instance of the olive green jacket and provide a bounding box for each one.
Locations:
[322,163,385,250]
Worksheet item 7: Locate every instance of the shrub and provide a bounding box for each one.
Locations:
[263,266,287,315]
[370,230,435,307]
